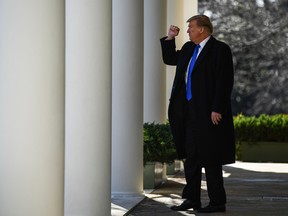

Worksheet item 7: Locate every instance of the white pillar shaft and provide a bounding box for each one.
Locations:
[144,0,167,123]
[112,0,144,194]
[0,1,65,216]
[64,1,112,216]
[165,0,198,116]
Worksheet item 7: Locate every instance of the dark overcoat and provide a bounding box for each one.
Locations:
[160,36,235,166]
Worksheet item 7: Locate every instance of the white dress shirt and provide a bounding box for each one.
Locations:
[185,36,211,84]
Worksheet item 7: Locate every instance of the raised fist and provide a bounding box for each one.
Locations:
[167,25,180,40]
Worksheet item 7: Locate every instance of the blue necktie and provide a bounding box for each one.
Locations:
[186,44,200,101]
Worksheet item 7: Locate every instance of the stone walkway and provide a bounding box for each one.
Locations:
[115,162,288,216]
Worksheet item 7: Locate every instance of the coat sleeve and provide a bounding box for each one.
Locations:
[160,37,180,66]
[212,42,234,114]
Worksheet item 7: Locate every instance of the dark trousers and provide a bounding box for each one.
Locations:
[182,100,226,205]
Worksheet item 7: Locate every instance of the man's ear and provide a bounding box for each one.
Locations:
[199,27,205,34]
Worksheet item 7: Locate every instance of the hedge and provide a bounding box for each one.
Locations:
[143,122,176,165]
[234,114,288,142]
[144,114,288,163]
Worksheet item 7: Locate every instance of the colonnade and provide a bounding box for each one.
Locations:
[0,1,197,215]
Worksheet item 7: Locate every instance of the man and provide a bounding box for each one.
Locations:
[160,15,235,213]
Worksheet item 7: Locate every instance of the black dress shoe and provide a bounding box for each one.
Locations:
[197,204,226,213]
[170,200,201,211]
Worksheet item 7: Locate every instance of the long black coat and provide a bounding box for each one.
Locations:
[160,36,235,166]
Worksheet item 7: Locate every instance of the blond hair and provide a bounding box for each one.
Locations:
[187,15,213,34]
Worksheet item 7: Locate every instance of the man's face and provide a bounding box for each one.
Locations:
[187,20,202,44]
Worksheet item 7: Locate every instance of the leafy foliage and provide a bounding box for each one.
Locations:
[144,114,288,163]
[143,122,177,165]
[234,114,288,142]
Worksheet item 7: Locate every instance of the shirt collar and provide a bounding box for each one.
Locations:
[198,35,211,50]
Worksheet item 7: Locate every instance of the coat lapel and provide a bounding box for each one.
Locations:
[193,36,215,71]
[174,43,194,85]
[172,37,216,97]
[179,44,194,74]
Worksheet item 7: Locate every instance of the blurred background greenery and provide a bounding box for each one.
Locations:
[199,0,288,116]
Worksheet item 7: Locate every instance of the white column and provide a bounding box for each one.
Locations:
[0,1,65,216]
[144,0,167,123]
[112,0,144,195]
[165,0,198,116]
[65,1,112,216]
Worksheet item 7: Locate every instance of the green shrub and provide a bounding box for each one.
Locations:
[143,122,177,165]
[144,114,288,164]
[234,114,288,142]
[234,114,288,160]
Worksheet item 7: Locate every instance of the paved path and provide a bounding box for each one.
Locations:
[126,162,288,216]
